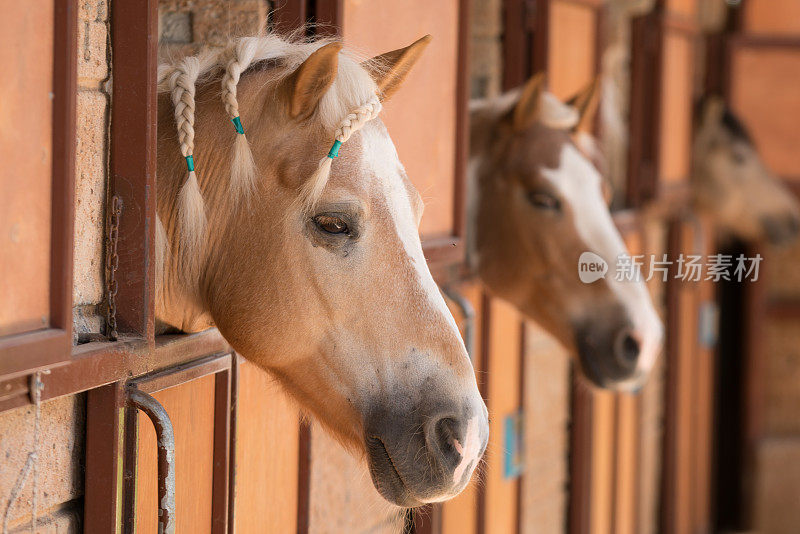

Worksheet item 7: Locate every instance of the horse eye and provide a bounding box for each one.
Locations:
[730,147,748,165]
[527,191,561,211]
[314,215,349,235]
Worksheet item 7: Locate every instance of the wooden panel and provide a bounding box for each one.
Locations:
[136,375,216,533]
[613,395,639,534]
[658,33,693,183]
[440,282,484,534]
[612,230,643,534]
[342,0,459,239]
[0,0,54,336]
[729,47,800,177]
[483,298,521,534]
[665,0,697,18]
[583,388,616,534]
[547,1,597,99]
[234,360,299,533]
[744,0,800,36]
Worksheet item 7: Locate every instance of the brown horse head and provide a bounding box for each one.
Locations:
[156,35,487,506]
[469,75,662,391]
[693,96,800,244]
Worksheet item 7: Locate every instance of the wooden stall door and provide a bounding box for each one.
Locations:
[233,359,300,533]
[661,218,716,534]
[0,0,75,378]
[722,1,800,530]
[135,376,217,533]
[339,0,469,269]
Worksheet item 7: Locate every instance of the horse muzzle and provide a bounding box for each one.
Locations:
[364,399,488,507]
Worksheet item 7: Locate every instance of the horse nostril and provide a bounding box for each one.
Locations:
[614,330,640,370]
[431,417,462,462]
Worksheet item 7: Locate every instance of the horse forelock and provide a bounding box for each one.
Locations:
[157,33,381,262]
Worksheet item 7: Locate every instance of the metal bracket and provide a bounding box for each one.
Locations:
[442,286,476,361]
[128,388,176,534]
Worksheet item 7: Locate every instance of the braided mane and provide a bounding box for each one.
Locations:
[157,33,381,261]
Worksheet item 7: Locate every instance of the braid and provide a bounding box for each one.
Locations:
[221,39,259,200]
[302,95,382,211]
[169,55,207,262]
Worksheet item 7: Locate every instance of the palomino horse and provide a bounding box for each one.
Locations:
[692,96,800,245]
[155,34,488,507]
[468,75,663,391]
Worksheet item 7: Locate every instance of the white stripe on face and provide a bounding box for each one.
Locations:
[542,144,663,376]
[360,124,462,337]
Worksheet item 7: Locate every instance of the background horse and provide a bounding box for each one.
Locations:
[155,34,488,507]
[692,96,800,245]
[468,75,663,391]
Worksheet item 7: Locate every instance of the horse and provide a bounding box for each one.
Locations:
[692,96,800,245]
[468,74,663,391]
[154,34,488,507]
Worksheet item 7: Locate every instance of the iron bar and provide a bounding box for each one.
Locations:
[442,286,476,361]
[128,388,176,534]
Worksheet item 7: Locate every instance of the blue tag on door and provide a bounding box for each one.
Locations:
[503,412,524,479]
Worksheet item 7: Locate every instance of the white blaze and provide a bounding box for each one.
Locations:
[543,144,664,379]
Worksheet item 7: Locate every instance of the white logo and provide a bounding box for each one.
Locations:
[578,252,608,283]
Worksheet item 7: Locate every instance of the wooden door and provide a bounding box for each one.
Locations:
[338,0,470,269]
[233,359,300,533]
[0,0,76,378]
[660,218,716,534]
[124,353,234,534]
[720,1,800,530]
[135,376,217,533]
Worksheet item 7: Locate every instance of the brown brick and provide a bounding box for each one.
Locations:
[73,90,107,310]
[0,394,86,528]
[471,0,502,38]
[77,0,108,84]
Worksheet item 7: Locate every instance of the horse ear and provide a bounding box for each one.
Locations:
[566,76,601,134]
[287,42,343,120]
[513,72,547,132]
[362,35,432,102]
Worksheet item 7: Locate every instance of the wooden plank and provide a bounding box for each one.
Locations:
[729,46,800,177]
[135,375,217,533]
[612,395,640,534]
[744,0,800,36]
[0,0,75,377]
[483,298,522,534]
[547,1,597,99]
[341,0,459,241]
[110,0,157,339]
[234,360,299,533]
[440,282,484,534]
[0,0,55,337]
[658,32,693,184]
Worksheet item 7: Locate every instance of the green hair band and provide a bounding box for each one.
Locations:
[327,140,343,159]
[185,155,195,172]
[231,116,245,135]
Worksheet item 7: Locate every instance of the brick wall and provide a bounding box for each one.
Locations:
[0,395,85,532]
[158,0,270,57]
[1,2,113,529]
[73,0,111,339]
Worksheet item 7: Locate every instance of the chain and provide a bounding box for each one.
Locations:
[105,195,121,341]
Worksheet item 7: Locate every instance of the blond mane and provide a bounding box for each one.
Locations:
[157,33,381,267]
